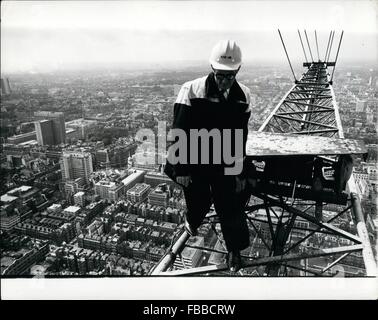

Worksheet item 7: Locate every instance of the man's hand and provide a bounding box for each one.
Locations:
[176,176,192,187]
[235,176,246,193]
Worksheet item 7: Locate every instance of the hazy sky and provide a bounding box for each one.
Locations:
[1,0,377,73]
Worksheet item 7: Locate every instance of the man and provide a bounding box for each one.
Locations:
[165,40,251,272]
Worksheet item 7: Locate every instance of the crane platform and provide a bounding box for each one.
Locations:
[246,131,367,157]
[244,131,367,205]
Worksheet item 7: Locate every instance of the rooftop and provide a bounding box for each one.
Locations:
[1,194,18,203]
[63,206,81,214]
[121,170,145,186]
[127,183,150,194]
[66,128,76,134]
[8,131,36,139]
[47,203,62,211]
[12,185,33,193]
[18,140,38,146]
[95,180,116,188]
[65,118,98,127]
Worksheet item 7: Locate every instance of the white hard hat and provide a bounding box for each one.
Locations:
[209,40,242,71]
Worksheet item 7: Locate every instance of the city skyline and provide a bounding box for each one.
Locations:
[1,56,377,300]
[1,0,377,73]
[1,2,377,299]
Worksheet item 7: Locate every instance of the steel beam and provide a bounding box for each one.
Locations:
[291,129,339,135]
[258,84,297,132]
[349,192,377,276]
[283,100,333,110]
[262,194,362,244]
[273,114,337,129]
[159,244,363,276]
[320,253,350,274]
[150,229,190,275]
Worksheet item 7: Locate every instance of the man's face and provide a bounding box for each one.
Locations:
[212,67,239,91]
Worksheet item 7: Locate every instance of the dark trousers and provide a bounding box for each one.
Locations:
[183,174,250,252]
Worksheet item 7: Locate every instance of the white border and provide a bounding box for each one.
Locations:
[1,278,377,300]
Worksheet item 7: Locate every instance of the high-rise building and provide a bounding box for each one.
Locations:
[148,184,170,208]
[121,169,145,191]
[94,180,125,202]
[61,151,94,184]
[0,78,11,95]
[34,111,66,144]
[7,132,37,145]
[126,183,151,203]
[65,118,98,140]
[35,120,54,145]
[73,191,86,207]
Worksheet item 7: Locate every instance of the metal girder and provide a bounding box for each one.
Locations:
[286,96,332,100]
[159,244,363,276]
[273,114,337,129]
[246,215,271,249]
[291,89,330,93]
[150,229,190,275]
[277,110,333,116]
[304,62,335,67]
[291,129,339,135]
[349,191,377,276]
[296,82,328,86]
[320,253,350,274]
[283,101,334,110]
[253,61,376,276]
[246,216,345,236]
[259,193,361,244]
[259,67,341,136]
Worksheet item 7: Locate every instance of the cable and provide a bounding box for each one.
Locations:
[304,30,314,62]
[278,29,297,82]
[324,31,332,62]
[298,30,308,63]
[330,30,344,83]
[315,30,320,61]
[327,31,335,63]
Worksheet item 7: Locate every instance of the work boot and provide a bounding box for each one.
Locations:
[227,250,242,272]
[184,217,198,236]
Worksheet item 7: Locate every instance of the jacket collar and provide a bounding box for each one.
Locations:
[205,72,247,103]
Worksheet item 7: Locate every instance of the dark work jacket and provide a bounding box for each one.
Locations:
[164,72,251,180]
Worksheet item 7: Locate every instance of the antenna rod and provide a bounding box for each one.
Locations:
[298,30,308,63]
[327,31,335,63]
[327,31,335,62]
[304,30,314,62]
[330,31,344,82]
[315,30,320,61]
[278,29,297,82]
[324,31,332,62]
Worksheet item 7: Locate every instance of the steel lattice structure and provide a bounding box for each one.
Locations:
[150,32,377,277]
[252,60,376,277]
[259,62,342,137]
